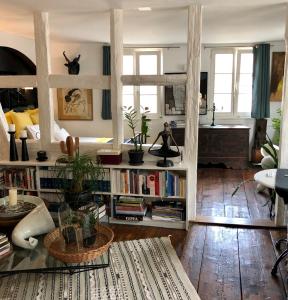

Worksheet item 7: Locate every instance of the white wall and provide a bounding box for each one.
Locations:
[0,31,35,63]
[50,41,113,138]
[0,31,283,147]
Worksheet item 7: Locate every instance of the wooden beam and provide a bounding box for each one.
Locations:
[49,75,110,89]
[34,12,54,150]
[0,76,37,88]
[185,4,202,222]
[110,9,123,150]
[275,4,288,225]
[121,74,187,86]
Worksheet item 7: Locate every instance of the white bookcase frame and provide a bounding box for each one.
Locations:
[0,5,203,226]
[0,160,188,229]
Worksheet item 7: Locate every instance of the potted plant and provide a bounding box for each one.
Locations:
[55,149,104,210]
[123,106,151,165]
[55,150,103,247]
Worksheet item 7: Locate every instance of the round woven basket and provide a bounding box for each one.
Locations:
[44,224,114,263]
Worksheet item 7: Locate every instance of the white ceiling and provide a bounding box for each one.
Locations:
[0,0,287,44]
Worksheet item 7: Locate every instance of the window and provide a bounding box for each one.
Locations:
[212,48,253,117]
[123,50,161,114]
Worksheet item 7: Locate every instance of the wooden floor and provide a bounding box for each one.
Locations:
[109,223,288,300]
[197,168,272,220]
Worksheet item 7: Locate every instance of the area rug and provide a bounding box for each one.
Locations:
[0,237,200,300]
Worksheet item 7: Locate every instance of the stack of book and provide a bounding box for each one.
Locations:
[152,201,185,222]
[98,202,106,219]
[115,196,147,221]
[0,233,11,257]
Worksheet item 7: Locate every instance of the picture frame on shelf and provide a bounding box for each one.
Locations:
[57,88,93,120]
[164,72,208,115]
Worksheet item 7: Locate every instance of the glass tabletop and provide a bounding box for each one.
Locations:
[0,234,110,276]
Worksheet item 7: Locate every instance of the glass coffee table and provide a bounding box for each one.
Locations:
[0,224,114,277]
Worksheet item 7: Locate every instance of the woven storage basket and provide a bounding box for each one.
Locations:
[44,224,114,263]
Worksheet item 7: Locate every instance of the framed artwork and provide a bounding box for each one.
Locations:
[164,72,208,115]
[270,52,285,102]
[57,88,93,120]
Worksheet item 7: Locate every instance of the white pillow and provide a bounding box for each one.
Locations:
[54,121,61,133]
[26,124,40,139]
[54,127,70,141]
[0,103,9,134]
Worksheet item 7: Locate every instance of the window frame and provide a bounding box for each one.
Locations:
[123,49,162,118]
[211,47,253,119]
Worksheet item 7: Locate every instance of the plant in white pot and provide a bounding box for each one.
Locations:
[123,106,150,165]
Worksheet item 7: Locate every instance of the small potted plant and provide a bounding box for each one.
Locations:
[55,149,104,210]
[123,106,150,165]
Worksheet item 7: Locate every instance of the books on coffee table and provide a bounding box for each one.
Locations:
[0,233,11,257]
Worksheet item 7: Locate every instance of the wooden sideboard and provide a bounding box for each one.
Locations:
[171,125,250,169]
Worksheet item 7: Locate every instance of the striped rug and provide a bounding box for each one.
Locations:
[0,237,200,300]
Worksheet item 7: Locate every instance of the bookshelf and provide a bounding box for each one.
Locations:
[0,160,189,229]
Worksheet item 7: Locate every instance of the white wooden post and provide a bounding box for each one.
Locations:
[184,4,202,222]
[275,5,288,225]
[110,9,123,150]
[34,12,54,150]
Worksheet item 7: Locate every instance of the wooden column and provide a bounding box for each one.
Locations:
[34,12,54,150]
[184,4,202,222]
[110,9,123,150]
[275,5,288,225]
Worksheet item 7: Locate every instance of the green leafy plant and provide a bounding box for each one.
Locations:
[272,109,281,145]
[55,149,104,199]
[261,134,278,168]
[123,106,150,152]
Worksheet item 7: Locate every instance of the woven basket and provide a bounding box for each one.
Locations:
[44,224,114,263]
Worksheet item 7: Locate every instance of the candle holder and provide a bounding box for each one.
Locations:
[8,131,18,161]
[20,137,29,161]
[210,103,216,127]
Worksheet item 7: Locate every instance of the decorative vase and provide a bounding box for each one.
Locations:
[8,131,18,161]
[12,196,55,249]
[20,137,29,161]
[58,201,99,250]
[64,191,93,210]
[128,150,144,165]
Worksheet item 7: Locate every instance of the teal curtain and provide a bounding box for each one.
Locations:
[101,45,112,120]
[251,44,270,119]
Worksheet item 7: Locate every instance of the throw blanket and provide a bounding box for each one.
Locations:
[0,237,200,300]
[275,169,288,204]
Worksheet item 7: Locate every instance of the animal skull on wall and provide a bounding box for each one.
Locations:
[63,51,81,75]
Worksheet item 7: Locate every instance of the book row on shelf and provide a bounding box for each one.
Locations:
[114,169,186,197]
[113,195,185,222]
[0,167,36,190]
[38,167,111,192]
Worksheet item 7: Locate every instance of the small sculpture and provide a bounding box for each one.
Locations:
[60,136,79,159]
[11,196,55,249]
[63,51,81,75]
[148,122,180,167]
[210,103,216,126]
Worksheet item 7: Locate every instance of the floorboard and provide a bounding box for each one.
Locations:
[197,167,272,221]
[109,223,287,300]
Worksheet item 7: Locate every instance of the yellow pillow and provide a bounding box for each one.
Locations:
[5,110,13,124]
[10,111,33,138]
[30,111,39,124]
[25,108,38,115]
[25,108,39,124]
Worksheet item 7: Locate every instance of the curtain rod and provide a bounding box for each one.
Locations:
[123,46,180,49]
[204,45,253,49]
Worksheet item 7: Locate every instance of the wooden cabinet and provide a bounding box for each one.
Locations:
[171,125,250,169]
